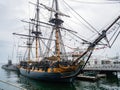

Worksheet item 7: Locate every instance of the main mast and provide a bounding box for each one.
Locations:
[55,0,60,61]
[49,0,64,61]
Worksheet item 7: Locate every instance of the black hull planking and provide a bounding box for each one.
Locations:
[20,68,74,82]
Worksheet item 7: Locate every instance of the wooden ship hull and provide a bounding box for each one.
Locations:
[19,62,82,82]
[20,68,74,82]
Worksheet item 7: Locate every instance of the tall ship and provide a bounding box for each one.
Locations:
[13,0,120,82]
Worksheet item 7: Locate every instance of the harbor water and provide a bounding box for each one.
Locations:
[0,63,120,90]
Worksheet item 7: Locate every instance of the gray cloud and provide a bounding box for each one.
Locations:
[0,0,120,63]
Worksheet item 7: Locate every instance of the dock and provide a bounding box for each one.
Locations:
[0,79,26,90]
[84,65,120,72]
[77,74,106,81]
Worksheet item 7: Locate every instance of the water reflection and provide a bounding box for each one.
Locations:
[74,77,120,90]
[74,80,101,90]
[99,75,120,90]
[101,73,120,87]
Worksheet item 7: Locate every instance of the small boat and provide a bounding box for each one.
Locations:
[13,0,120,82]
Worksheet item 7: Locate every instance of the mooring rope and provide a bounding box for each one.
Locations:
[0,79,26,90]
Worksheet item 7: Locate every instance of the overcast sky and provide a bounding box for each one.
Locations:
[0,0,120,63]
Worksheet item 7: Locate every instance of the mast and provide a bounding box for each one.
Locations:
[28,24,31,61]
[49,0,64,61]
[55,0,60,61]
[36,0,39,60]
[30,0,41,61]
[33,0,40,61]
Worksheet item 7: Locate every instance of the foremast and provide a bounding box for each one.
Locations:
[32,0,41,61]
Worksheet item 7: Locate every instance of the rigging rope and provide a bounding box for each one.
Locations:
[110,31,120,47]
[44,29,54,57]
[63,0,100,34]
[109,25,120,41]
[63,21,91,42]
[61,0,96,34]
[38,39,43,57]
[41,38,54,57]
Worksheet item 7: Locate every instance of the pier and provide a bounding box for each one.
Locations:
[83,64,120,78]
[77,73,106,82]
[84,64,120,72]
[76,64,120,81]
[0,79,26,90]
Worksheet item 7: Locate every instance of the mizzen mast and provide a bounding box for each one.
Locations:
[27,24,31,62]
